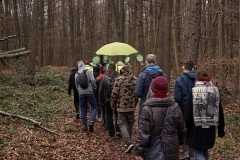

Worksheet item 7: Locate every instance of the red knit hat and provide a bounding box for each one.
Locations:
[151,76,168,93]
[84,61,89,65]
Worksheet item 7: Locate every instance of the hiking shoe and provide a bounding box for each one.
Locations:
[189,157,194,160]
[179,151,189,159]
[116,131,122,137]
[83,126,88,132]
[125,142,134,153]
[110,137,116,140]
[89,122,94,133]
[76,114,80,119]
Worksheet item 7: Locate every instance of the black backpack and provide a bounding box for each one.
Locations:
[144,70,163,100]
[76,70,89,89]
[104,76,117,98]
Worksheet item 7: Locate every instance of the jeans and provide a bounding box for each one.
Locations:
[117,112,135,144]
[105,101,120,137]
[195,149,209,160]
[74,92,79,114]
[183,143,194,157]
[79,94,97,127]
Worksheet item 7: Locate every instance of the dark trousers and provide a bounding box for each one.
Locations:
[74,92,79,114]
[105,101,120,137]
[101,104,107,124]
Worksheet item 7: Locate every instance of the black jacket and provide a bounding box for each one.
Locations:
[68,68,78,94]
[93,65,100,79]
[184,90,225,150]
[135,97,186,160]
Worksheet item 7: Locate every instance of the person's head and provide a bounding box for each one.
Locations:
[107,63,117,76]
[100,66,106,74]
[195,69,210,81]
[77,61,86,70]
[84,61,89,65]
[182,60,194,72]
[145,54,156,66]
[120,64,133,76]
[151,76,169,94]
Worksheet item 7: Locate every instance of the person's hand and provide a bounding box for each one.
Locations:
[135,156,143,160]
[111,105,116,110]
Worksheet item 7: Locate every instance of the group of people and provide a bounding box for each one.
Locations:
[68,54,225,160]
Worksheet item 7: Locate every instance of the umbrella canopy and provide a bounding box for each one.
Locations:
[96,42,138,56]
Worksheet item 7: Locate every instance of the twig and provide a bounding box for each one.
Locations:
[225,127,235,144]
[0,110,58,135]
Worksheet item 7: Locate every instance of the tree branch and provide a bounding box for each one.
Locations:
[0,35,16,42]
[0,47,26,56]
[0,110,58,135]
[0,50,30,60]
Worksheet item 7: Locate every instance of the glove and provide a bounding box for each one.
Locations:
[218,129,225,138]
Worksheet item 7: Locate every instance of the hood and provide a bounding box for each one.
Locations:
[93,65,100,72]
[183,70,196,79]
[121,64,133,76]
[143,97,175,107]
[142,65,163,79]
[77,61,86,71]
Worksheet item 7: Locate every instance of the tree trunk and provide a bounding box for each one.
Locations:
[68,0,75,66]
[29,0,39,71]
[38,0,44,68]
[186,0,201,65]
[218,0,225,91]
[162,0,173,84]
[238,0,240,101]
[119,0,125,42]
[12,0,21,48]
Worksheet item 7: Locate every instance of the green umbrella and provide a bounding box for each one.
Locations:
[96,42,138,56]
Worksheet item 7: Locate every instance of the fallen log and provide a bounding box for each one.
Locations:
[0,47,26,56]
[0,35,16,42]
[0,110,58,135]
[0,50,30,60]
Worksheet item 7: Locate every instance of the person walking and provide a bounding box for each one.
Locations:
[99,63,121,139]
[93,63,101,121]
[68,64,80,119]
[97,66,108,128]
[135,54,167,118]
[184,69,225,160]
[174,60,196,160]
[75,61,97,132]
[84,61,93,71]
[135,76,186,160]
[111,64,138,153]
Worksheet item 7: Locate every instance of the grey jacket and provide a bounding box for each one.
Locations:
[75,61,96,95]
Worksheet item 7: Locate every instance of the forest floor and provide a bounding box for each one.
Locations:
[0,66,239,160]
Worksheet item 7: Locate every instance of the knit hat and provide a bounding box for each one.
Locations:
[84,61,89,65]
[151,76,168,93]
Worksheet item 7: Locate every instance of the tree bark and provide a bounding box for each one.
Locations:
[12,0,21,48]
[162,0,173,83]
[238,0,240,101]
[186,0,201,65]
[38,0,44,68]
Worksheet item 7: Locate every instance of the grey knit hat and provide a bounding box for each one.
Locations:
[146,54,156,63]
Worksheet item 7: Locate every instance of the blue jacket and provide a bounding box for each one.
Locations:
[174,70,196,115]
[135,65,167,108]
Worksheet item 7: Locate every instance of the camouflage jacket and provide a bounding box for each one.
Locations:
[110,64,138,112]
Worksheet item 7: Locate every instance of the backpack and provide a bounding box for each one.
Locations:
[144,70,162,100]
[104,76,117,98]
[76,70,89,89]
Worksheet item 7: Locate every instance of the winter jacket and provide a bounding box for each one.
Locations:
[75,61,97,95]
[85,65,93,71]
[135,65,167,108]
[98,74,119,104]
[184,89,225,150]
[68,68,78,94]
[93,65,100,79]
[135,97,186,160]
[174,70,196,115]
[110,64,138,112]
